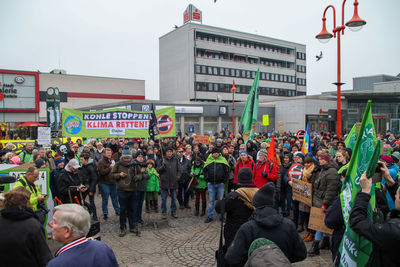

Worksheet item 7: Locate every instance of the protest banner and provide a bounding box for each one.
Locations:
[62,107,176,138]
[292,179,312,206]
[194,135,210,144]
[308,207,333,234]
[0,137,83,154]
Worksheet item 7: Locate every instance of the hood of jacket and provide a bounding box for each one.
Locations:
[1,207,35,221]
[322,161,338,171]
[251,205,283,228]
[119,157,134,167]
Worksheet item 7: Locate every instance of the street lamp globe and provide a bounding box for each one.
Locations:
[345,0,366,32]
[316,18,333,43]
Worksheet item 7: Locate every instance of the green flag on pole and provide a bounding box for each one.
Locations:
[339,100,377,267]
[240,69,260,143]
[345,123,357,150]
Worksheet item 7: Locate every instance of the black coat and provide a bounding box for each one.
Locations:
[325,196,345,265]
[215,185,258,248]
[203,161,229,184]
[225,206,307,266]
[349,181,400,267]
[177,156,191,184]
[156,156,182,190]
[79,161,98,193]
[58,169,86,203]
[0,208,53,267]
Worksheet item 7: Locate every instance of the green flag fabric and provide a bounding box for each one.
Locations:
[339,100,377,267]
[240,69,260,143]
[345,123,357,150]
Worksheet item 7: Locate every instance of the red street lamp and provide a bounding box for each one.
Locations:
[315,0,366,139]
[231,80,237,136]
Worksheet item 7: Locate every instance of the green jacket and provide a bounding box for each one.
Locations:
[13,175,42,211]
[146,167,160,192]
[19,150,33,163]
[191,165,207,189]
[111,161,137,191]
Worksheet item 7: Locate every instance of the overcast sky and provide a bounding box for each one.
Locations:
[1,0,399,100]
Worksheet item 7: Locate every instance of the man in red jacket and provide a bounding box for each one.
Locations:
[253,149,279,188]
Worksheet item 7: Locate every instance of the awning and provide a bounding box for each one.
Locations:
[16,121,47,127]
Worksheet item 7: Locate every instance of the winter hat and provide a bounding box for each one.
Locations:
[283,144,290,150]
[380,155,393,164]
[237,167,254,185]
[258,149,268,159]
[177,147,184,152]
[54,156,64,166]
[260,142,268,149]
[239,150,248,156]
[248,238,275,258]
[122,148,132,158]
[294,152,305,160]
[35,158,46,168]
[212,147,220,154]
[10,156,21,164]
[318,152,331,162]
[136,151,144,157]
[252,182,275,208]
[67,159,80,169]
[391,151,400,162]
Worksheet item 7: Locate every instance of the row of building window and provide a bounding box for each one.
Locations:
[296,65,306,73]
[196,49,294,69]
[195,82,306,97]
[195,31,295,56]
[297,52,306,60]
[195,64,307,85]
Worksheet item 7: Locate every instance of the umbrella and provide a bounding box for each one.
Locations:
[16,121,47,127]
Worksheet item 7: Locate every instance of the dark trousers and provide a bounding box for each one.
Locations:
[117,190,136,230]
[194,189,206,203]
[281,186,292,216]
[89,194,98,220]
[135,191,145,223]
[292,200,300,227]
[177,182,190,207]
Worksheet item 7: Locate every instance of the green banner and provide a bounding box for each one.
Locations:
[155,107,176,137]
[62,107,176,138]
[339,100,376,267]
[344,123,357,151]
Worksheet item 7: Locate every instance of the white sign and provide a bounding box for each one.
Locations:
[9,170,48,195]
[37,127,51,145]
[110,128,126,135]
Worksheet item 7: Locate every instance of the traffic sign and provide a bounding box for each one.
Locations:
[296,130,305,142]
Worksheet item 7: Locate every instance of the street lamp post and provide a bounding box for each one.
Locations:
[316,0,366,139]
[231,80,237,137]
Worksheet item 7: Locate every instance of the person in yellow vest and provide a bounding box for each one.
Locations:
[13,166,46,211]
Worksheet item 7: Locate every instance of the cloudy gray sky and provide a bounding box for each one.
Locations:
[0,0,399,100]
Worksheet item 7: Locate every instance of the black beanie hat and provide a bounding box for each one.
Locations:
[237,167,254,185]
[212,147,220,154]
[35,158,46,168]
[252,182,275,208]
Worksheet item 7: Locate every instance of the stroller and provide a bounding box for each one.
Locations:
[54,186,101,240]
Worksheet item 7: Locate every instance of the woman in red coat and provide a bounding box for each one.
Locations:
[253,149,279,188]
[234,151,255,187]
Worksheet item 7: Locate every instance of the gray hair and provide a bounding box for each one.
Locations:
[54,204,91,237]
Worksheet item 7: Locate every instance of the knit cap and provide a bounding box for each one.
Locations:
[248,238,276,258]
[122,148,132,159]
[252,182,275,208]
[237,167,254,185]
[258,149,268,159]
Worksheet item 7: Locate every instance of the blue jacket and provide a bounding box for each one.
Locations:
[382,163,399,210]
[47,239,118,267]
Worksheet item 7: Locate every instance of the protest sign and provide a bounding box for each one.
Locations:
[308,207,333,234]
[292,179,312,206]
[288,163,303,180]
[194,135,210,144]
[37,127,51,145]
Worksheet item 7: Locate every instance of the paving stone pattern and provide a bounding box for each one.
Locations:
[50,194,332,267]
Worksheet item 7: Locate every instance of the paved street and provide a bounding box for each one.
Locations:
[49,195,332,266]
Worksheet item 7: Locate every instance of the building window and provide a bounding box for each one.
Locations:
[201,66,207,74]
[225,68,229,76]
[213,67,218,75]
[208,67,213,75]
[219,68,224,76]
[195,65,201,74]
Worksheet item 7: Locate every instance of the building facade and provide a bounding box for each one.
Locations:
[159,23,307,102]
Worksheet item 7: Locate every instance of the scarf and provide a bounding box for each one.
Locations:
[302,163,315,183]
[235,187,259,210]
[203,154,229,168]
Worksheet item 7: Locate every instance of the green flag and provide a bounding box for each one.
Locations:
[240,69,260,143]
[345,123,357,150]
[339,100,377,267]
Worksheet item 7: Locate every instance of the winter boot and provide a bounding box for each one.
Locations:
[319,236,330,249]
[153,200,158,213]
[307,240,320,256]
[302,232,310,240]
[194,202,200,216]
[201,201,207,217]
[304,233,315,242]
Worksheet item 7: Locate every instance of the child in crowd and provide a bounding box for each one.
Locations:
[145,159,159,213]
[191,157,207,216]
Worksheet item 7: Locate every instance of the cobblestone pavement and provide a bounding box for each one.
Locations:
[49,194,332,266]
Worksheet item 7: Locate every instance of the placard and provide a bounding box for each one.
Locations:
[292,179,312,206]
[308,207,333,234]
[194,135,210,144]
[37,127,51,145]
[288,163,303,180]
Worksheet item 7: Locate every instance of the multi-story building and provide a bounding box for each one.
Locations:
[159,22,306,102]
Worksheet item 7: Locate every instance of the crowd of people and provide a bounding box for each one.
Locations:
[0,129,400,266]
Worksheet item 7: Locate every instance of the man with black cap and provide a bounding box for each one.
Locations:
[203,147,229,223]
[225,182,307,266]
[157,147,182,219]
[216,167,259,252]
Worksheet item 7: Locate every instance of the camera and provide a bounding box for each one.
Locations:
[261,171,268,178]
